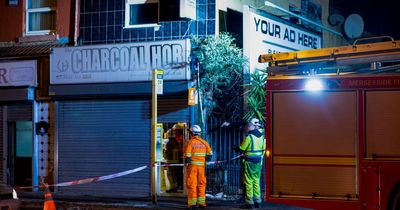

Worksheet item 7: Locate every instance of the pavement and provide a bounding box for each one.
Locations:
[19,195,312,210]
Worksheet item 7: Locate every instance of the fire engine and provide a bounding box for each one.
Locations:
[259,38,400,210]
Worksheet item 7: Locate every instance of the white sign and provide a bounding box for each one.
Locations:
[155,70,163,95]
[243,6,322,73]
[180,0,196,20]
[50,39,190,84]
[0,60,37,87]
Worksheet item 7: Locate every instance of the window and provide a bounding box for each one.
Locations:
[124,0,160,28]
[124,0,183,28]
[26,0,56,35]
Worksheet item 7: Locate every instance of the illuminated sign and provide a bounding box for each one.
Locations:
[155,69,164,95]
[188,87,198,105]
[50,39,190,84]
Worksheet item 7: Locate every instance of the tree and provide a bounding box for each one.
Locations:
[191,33,248,126]
[243,70,267,124]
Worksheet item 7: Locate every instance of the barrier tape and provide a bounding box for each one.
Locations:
[17,165,148,190]
[17,155,243,190]
[158,154,243,167]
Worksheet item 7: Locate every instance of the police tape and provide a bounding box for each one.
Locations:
[17,165,148,190]
[158,154,243,167]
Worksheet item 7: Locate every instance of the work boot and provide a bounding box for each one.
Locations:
[198,205,207,209]
[240,204,254,209]
[254,202,261,208]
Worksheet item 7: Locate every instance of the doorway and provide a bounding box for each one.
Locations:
[158,122,189,197]
[7,121,33,188]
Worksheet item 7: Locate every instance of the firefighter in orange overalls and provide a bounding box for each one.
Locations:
[184,125,212,209]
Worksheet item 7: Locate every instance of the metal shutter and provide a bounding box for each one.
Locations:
[0,107,3,181]
[158,98,190,123]
[7,104,32,121]
[56,100,151,198]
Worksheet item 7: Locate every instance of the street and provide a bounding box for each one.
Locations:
[20,197,312,210]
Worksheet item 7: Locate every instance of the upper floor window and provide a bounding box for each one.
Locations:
[124,0,185,29]
[125,0,159,28]
[26,0,56,35]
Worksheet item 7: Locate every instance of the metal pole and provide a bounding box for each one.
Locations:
[264,1,343,37]
[151,70,157,204]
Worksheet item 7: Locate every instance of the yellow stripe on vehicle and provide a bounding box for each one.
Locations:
[273,156,356,166]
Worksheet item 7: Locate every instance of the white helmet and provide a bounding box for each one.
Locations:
[247,118,261,131]
[249,118,261,127]
[190,125,202,134]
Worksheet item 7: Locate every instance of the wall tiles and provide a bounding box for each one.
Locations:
[81,0,216,45]
[100,12,107,26]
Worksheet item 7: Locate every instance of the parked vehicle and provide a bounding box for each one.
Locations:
[0,182,21,210]
[259,39,400,210]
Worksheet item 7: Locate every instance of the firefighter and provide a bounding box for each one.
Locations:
[173,122,185,191]
[184,125,213,209]
[239,118,265,209]
[164,129,180,192]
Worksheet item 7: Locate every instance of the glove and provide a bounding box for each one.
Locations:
[235,146,242,153]
[185,157,191,164]
[206,155,212,162]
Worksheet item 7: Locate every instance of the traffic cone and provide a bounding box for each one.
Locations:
[43,185,56,210]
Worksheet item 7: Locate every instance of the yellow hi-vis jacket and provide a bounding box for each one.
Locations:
[240,129,266,163]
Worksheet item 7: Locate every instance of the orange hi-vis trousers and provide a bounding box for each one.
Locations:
[185,135,212,207]
[187,164,206,207]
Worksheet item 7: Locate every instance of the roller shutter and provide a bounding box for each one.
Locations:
[158,97,190,123]
[0,107,3,181]
[56,100,151,198]
[7,104,33,121]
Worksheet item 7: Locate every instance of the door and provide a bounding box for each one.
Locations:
[7,121,33,187]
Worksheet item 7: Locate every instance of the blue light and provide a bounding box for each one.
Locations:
[305,79,323,91]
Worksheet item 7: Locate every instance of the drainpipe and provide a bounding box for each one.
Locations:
[70,0,80,46]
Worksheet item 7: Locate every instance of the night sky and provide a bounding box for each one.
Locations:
[331,0,400,40]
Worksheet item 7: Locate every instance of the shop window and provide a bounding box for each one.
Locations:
[26,0,56,35]
[124,0,182,29]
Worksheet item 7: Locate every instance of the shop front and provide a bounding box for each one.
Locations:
[0,60,40,189]
[50,39,192,198]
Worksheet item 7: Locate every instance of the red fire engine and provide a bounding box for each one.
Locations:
[259,39,400,210]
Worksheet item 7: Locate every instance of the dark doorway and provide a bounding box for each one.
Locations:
[7,121,33,188]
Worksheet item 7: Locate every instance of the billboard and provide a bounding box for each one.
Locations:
[243,6,322,72]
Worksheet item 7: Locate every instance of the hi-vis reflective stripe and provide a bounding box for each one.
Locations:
[185,153,213,157]
[18,165,147,189]
[274,156,356,166]
[192,153,207,156]
[191,161,206,165]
